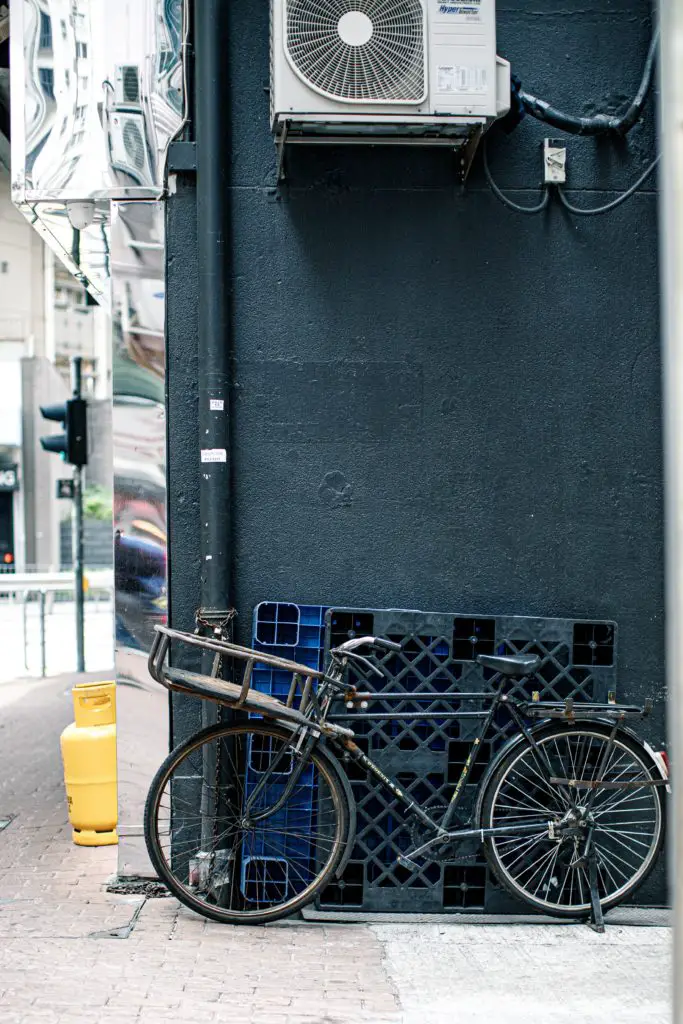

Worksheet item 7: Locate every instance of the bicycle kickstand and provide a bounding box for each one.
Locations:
[588,852,605,934]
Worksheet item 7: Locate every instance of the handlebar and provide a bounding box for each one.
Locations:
[331,635,402,656]
[374,637,403,653]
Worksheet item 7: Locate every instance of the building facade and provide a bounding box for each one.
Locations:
[8,0,666,908]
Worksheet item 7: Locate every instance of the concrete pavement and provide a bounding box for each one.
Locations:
[0,672,672,1024]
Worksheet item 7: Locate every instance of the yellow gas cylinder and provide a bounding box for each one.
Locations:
[60,681,118,847]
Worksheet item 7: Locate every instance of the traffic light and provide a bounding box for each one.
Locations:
[39,398,88,466]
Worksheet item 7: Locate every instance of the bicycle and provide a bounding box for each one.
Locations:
[145,623,668,928]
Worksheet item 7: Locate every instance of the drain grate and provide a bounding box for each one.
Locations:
[106,877,171,898]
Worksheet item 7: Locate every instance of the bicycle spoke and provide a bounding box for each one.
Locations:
[497,776,556,815]
[494,830,549,859]
[532,842,562,899]
[512,842,562,887]
[514,754,567,808]
[596,850,622,893]
[595,826,653,852]
[592,786,652,817]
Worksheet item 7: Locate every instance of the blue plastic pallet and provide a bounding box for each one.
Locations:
[243,603,328,906]
[240,776,316,903]
[252,602,327,702]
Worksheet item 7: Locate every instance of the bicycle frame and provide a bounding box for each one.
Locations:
[296,665,659,864]
[326,681,550,853]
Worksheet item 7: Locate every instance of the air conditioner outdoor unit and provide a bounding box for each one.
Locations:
[109,112,154,187]
[271,0,510,176]
[115,64,142,108]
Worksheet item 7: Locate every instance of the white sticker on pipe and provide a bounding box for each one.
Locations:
[201,449,227,463]
[209,399,225,411]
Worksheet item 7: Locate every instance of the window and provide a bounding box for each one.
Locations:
[76,41,88,59]
[39,12,52,50]
[0,262,8,274]
[64,70,70,87]
[60,19,67,40]
[38,68,55,100]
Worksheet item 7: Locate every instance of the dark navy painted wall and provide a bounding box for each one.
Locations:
[167,0,664,895]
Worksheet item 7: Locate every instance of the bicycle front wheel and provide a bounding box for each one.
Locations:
[144,721,349,924]
[480,724,665,917]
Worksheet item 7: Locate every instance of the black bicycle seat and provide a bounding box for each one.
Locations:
[476,653,541,677]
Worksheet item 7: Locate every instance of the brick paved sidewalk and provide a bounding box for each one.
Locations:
[0,673,672,1024]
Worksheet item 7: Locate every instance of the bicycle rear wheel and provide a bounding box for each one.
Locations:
[480,724,665,917]
[144,721,349,924]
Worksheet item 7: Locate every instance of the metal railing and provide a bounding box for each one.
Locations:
[0,570,114,677]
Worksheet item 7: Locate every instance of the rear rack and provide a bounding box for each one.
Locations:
[524,697,652,722]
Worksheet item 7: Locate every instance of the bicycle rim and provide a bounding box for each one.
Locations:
[145,722,348,924]
[483,727,664,916]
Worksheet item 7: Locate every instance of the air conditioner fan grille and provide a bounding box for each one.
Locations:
[285,0,425,103]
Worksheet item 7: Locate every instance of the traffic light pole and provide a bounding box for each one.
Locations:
[72,358,85,673]
[39,357,88,672]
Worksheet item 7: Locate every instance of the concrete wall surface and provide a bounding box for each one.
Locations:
[165,0,665,904]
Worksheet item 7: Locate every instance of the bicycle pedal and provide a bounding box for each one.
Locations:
[397,854,419,870]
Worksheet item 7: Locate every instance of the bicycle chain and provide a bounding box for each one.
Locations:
[408,806,485,865]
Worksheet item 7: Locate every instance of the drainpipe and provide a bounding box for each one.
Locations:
[194,0,232,645]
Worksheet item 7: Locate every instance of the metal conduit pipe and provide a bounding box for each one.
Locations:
[194,0,232,641]
[192,0,233,848]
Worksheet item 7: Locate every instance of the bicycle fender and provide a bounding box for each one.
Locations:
[558,718,669,786]
[473,717,668,826]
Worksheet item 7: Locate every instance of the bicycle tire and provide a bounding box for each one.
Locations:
[480,723,665,918]
[144,721,350,925]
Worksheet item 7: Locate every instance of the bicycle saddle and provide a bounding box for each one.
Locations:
[476,653,541,677]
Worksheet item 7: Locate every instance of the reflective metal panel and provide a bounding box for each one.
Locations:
[11,0,182,876]
[11,0,185,203]
[111,200,168,876]
[16,198,111,301]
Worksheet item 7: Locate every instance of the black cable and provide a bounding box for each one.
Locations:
[482,140,550,214]
[556,156,660,216]
[520,27,659,137]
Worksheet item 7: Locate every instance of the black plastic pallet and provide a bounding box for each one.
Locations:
[316,606,617,915]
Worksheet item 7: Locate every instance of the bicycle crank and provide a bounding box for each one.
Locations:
[397,829,453,870]
[407,807,471,864]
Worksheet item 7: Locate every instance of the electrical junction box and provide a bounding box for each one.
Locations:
[543,139,567,184]
[271,0,510,171]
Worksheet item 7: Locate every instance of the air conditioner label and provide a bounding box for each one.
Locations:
[437,65,488,94]
[436,1,482,19]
